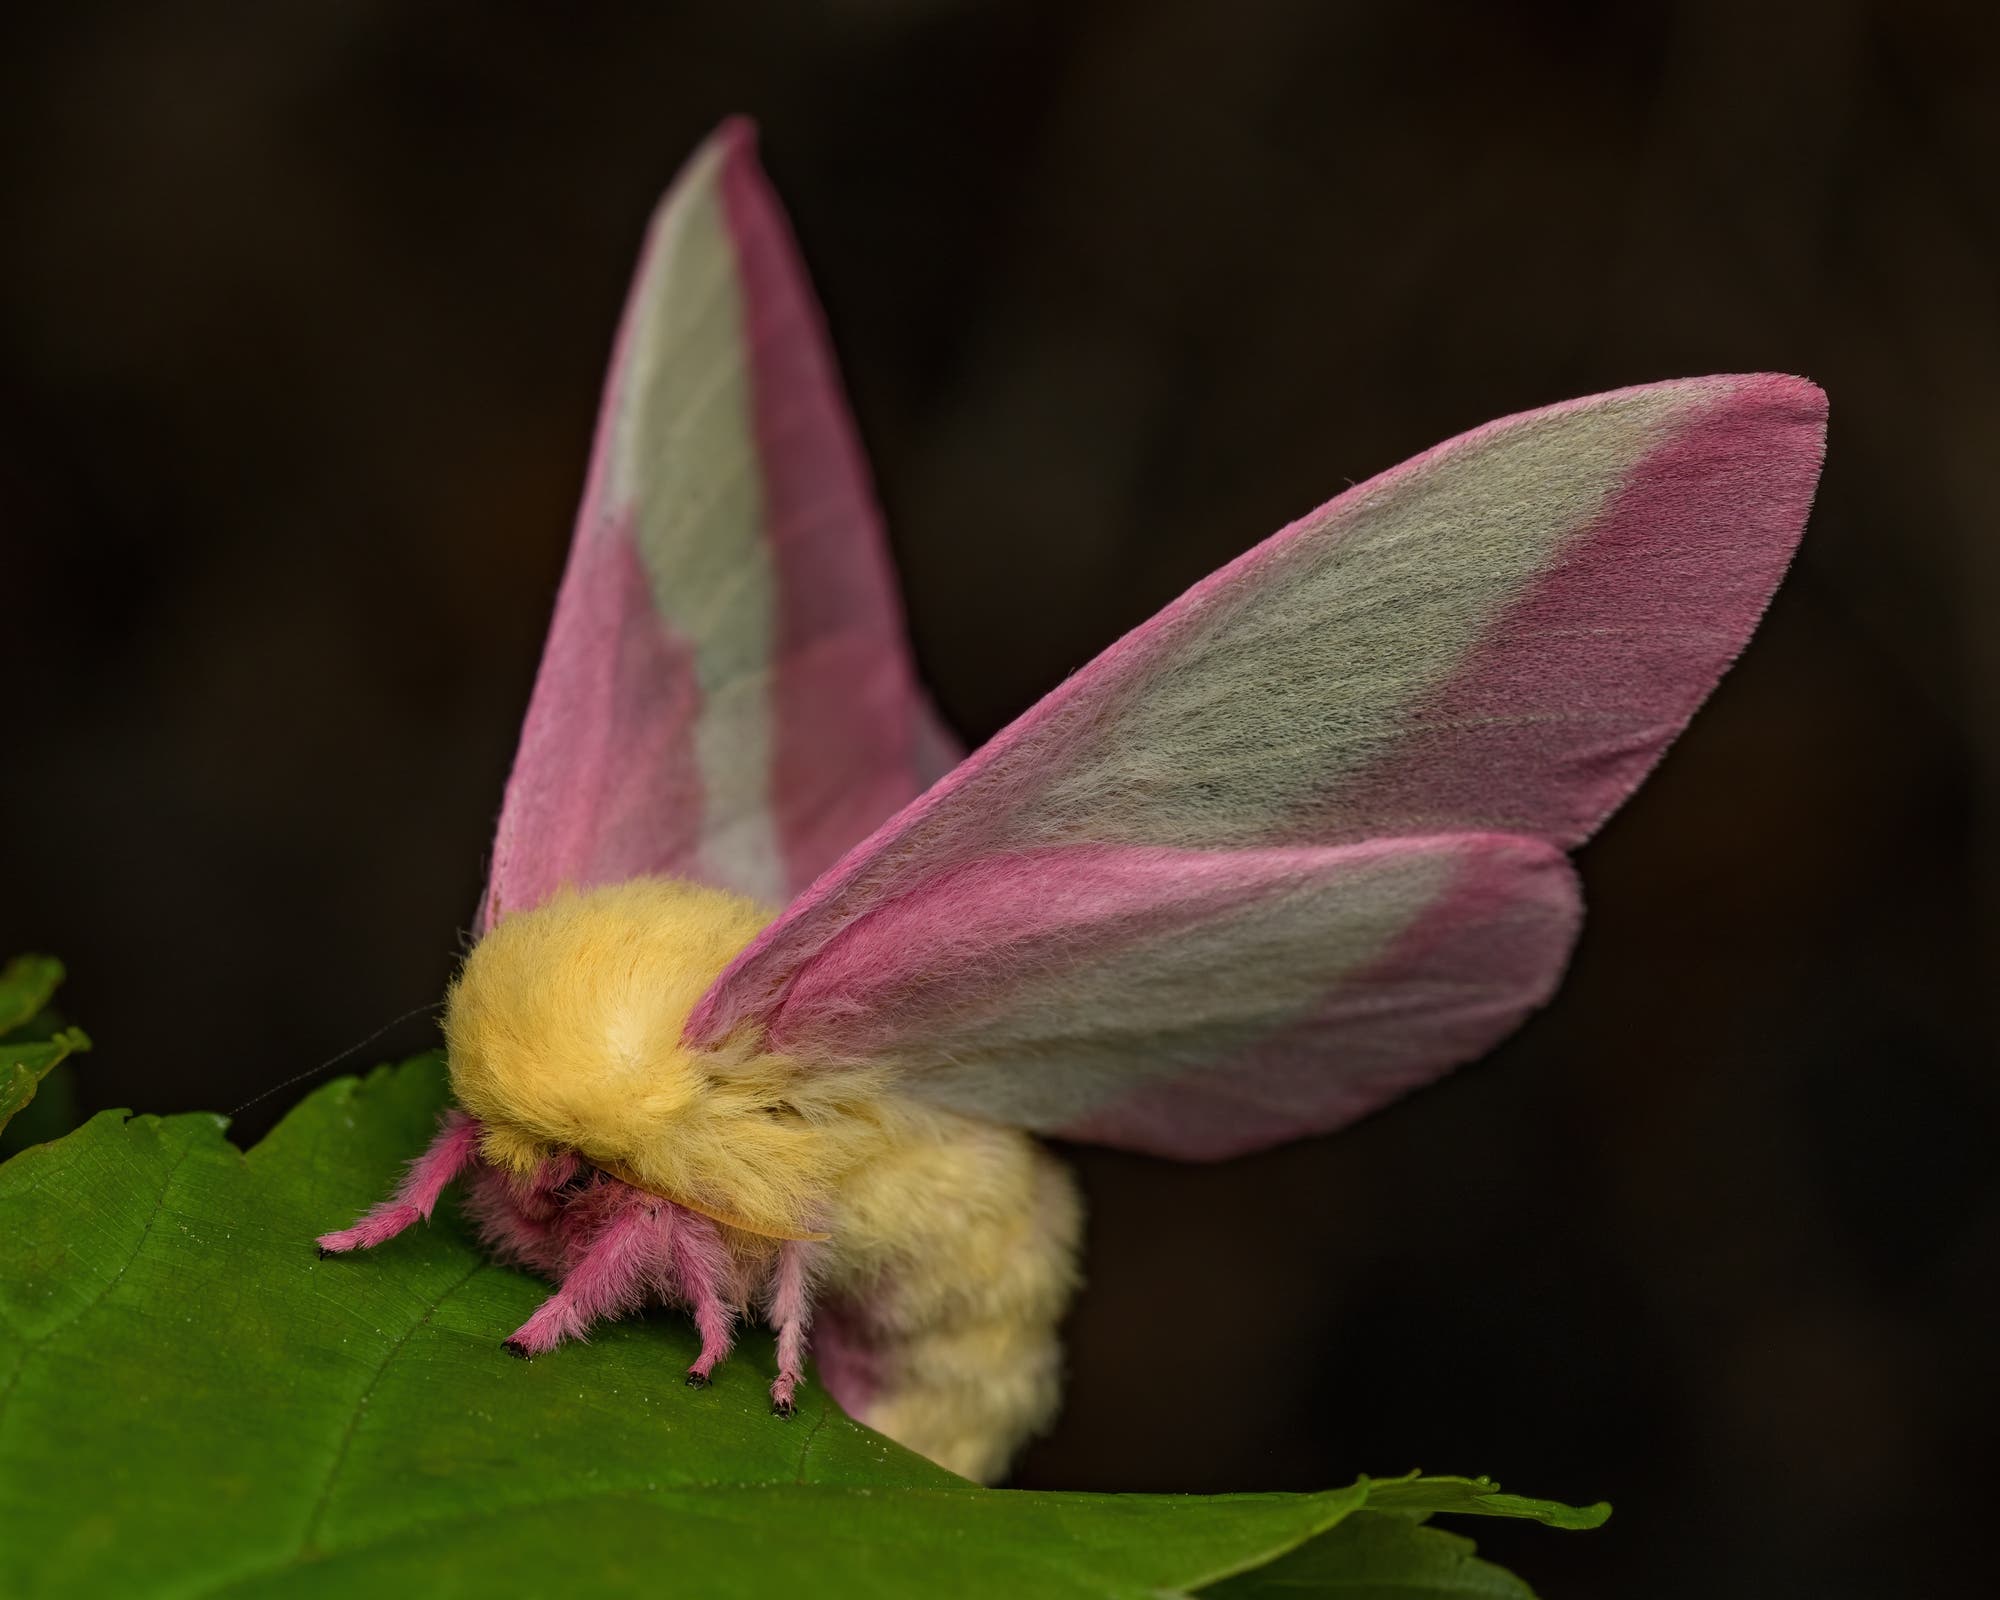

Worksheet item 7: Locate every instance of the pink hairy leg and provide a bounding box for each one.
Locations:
[316,1110,483,1255]
[764,1240,816,1418]
[503,1182,658,1357]
[654,1203,737,1387]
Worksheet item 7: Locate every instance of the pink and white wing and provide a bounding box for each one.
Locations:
[758,834,1580,1159]
[481,120,950,931]
[687,376,1826,1155]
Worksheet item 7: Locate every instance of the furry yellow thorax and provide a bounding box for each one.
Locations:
[443,877,891,1238]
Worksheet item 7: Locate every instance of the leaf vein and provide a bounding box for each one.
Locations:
[0,1129,198,1425]
[295,1260,490,1554]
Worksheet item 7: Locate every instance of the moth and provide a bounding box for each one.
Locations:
[318,117,1827,1484]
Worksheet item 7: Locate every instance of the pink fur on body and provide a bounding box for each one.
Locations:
[319,1113,813,1412]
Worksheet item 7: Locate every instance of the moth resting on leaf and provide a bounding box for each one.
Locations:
[318,118,1827,1483]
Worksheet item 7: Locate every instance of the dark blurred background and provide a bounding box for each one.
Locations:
[4,2,1994,1594]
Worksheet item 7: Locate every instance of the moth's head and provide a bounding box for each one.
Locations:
[443,877,886,1236]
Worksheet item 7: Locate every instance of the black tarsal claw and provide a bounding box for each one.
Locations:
[503,1339,532,1360]
[771,1399,797,1420]
[685,1370,712,1389]
[315,1246,334,1259]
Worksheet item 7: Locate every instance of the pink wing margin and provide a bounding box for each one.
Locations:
[688,374,1827,1157]
[481,119,951,932]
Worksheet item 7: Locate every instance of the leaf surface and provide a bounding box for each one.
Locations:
[0,954,65,1033]
[1202,1512,1544,1598]
[0,1054,1600,1597]
[0,954,89,1140]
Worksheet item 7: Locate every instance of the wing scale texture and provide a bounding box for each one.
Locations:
[685,372,1826,1156]
[482,120,949,930]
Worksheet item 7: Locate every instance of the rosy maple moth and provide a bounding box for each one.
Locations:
[317,118,1827,1484]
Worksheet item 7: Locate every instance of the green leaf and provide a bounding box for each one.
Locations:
[0,1052,1604,1596]
[0,954,65,1035]
[0,1029,89,1139]
[0,954,91,1142]
[1200,1512,1537,1598]
[0,1056,1316,1596]
[1197,1475,1607,1599]
[0,1058,78,1157]
[1361,1474,1611,1531]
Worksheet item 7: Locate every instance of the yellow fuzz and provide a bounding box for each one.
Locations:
[443,874,1084,1482]
[444,878,891,1238]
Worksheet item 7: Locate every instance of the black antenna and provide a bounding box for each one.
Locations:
[229,1001,445,1117]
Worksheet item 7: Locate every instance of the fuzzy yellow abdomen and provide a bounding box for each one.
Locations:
[815,1103,1084,1482]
